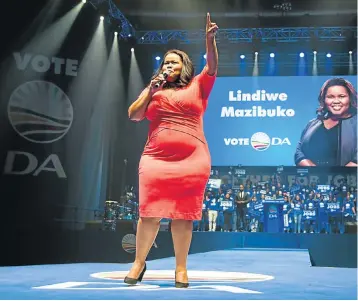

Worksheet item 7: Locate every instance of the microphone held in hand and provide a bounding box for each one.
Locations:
[154,70,170,88]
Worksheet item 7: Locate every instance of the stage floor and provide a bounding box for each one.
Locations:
[0,248,356,300]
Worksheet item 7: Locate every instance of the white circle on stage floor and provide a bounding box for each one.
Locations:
[91,270,274,283]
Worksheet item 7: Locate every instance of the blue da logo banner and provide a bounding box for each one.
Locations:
[204,75,357,166]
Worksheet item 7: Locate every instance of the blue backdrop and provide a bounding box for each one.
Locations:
[203,75,357,166]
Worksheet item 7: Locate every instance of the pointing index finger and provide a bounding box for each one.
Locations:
[207,12,211,24]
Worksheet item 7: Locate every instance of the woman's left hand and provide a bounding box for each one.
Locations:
[206,12,218,39]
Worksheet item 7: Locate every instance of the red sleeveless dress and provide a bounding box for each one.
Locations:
[138,67,216,220]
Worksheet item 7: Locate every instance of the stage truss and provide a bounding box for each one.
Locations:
[136,27,357,44]
[88,1,356,44]
[88,1,356,70]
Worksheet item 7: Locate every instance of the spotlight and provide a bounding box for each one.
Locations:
[313,51,317,54]
[155,56,161,61]
[128,34,132,37]
[114,32,118,35]
[240,54,245,59]
[299,52,304,58]
[203,54,207,59]
[349,51,353,54]
[131,48,134,52]
[270,53,275,58]
[326,53,332,58]
[100,16,104,21]
[254,52,258,55]
[82,0,86,3]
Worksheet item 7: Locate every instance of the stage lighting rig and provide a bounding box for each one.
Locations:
[89,0,135,38]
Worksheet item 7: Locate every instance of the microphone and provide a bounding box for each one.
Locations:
[154,70,171,88]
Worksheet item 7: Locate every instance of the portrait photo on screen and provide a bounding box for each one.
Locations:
[294,77,357,167]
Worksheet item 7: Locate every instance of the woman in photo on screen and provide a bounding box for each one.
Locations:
[295,78,357,167]
[124,13,218,288]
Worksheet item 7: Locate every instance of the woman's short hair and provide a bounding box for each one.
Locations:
[151,49,195,89]
[316,77,357,119]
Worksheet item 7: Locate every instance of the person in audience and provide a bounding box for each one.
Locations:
[303,194,316,233]
[293,194,304,233]
[207,191,220,231]
[342,194,356,224]
[327,194,343,233]
[249,195,264,232]
[295,78,357,166]
[317,195,329,233]
[199,194,210,231]
[287,195,295,232]
[282,195,292,233]
[248,196,258,232]
[220,192,235,231]
[235,184,250,231]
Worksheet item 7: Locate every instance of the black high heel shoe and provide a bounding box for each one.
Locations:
[124,263,147,285]
[175,271,189,288]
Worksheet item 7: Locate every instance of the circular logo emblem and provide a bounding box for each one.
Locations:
[250,132,271,151]
[8,80,73,144]
[122,234,136,253]
[91,270,274,283]
[269,205,277,214]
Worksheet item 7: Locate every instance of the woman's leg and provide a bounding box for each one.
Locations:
[126,217,161,278]
[171,219,193,283]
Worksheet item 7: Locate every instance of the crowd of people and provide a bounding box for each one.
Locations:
[193,178,357,234]
[124,175,357,234]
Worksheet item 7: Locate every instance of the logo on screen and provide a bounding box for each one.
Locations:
[224,133,291,150]
[8,80,73,143]
[250,132,271,151]
[121,234,136,253]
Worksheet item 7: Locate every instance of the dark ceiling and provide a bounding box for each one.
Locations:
[113,0,357,30]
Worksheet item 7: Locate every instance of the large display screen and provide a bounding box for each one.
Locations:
[204,76,357,166]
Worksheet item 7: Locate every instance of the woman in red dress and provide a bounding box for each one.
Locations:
[125,13,218,288]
